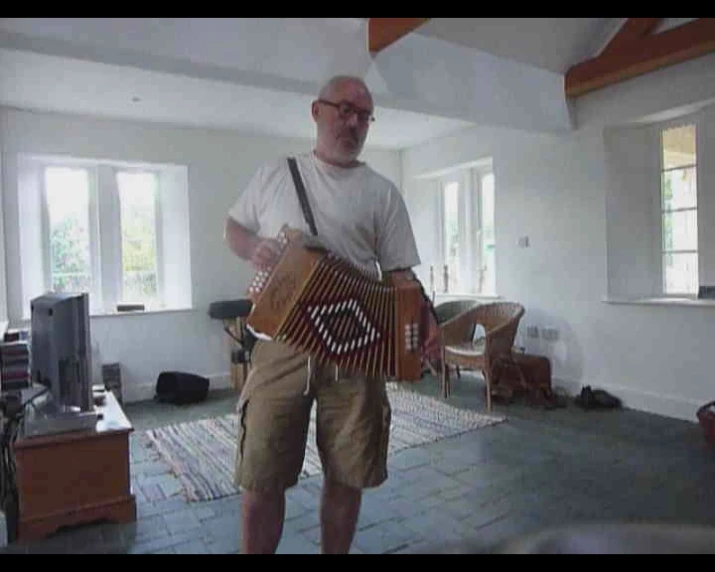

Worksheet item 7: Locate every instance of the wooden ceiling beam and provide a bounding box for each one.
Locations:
[599,18,662,57]
[566,18,715,98]
[367,18,430,56]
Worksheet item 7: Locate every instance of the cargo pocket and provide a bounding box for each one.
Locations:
[234,394,250,490]
[378,390,392,483]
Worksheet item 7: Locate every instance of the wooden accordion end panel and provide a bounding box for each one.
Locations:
[247,226,424,381]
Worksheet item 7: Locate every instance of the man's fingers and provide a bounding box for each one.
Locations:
[251,238,283,270]
[263,239,282,255]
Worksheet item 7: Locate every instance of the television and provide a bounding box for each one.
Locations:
[30,292,93,414]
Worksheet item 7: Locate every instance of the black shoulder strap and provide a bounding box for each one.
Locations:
[287,157,318,236]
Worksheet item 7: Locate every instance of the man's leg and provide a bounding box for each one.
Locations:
[315,370,391,554]
[241,490,286,554]
[320,479,362,554]
[235,340,313,554]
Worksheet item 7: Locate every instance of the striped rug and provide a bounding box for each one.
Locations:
[142,385,505,503]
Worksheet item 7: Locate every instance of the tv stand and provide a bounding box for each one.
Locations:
[12,391,136,541]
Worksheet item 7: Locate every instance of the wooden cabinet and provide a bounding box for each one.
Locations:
[13,391,136,541]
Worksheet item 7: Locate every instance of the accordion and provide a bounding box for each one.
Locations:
[246,226,425,381]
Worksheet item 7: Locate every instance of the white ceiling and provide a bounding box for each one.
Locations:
[415,18,618,74]
[0,18,684,149]
[0,48,474,150]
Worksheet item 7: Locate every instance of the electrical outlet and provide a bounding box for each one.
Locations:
[526,325,539,338]
[517,236,530,248]
[542,327,559,341]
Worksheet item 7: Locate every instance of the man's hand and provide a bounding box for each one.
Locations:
[249,237,282,271]
[420,299,442,368]
[384,269,442,368]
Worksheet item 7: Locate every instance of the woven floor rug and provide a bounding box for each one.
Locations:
[142,385,506,503]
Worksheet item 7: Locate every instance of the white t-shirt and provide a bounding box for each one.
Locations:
[228,152,421,279]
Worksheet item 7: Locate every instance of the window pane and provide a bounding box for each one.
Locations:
[663,252,698,295]
[662,210,697,252]
[117,171,158,305]
[45,167,92,293]
[662,167,696,211]
[443,181,460,291]
[480,173,495,294]
[662,124,696,170]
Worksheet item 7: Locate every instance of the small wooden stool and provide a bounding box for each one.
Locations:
[208,299,254,392]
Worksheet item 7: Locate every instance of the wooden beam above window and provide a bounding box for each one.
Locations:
[367,18,430,56]
[565,18,715,98]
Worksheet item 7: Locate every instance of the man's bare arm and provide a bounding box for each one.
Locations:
[383,269,417,287]
[224,217,281,270]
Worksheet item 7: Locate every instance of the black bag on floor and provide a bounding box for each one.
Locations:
[154,371,210,405]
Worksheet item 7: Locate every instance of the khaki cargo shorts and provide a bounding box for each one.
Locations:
[234,340,392,493]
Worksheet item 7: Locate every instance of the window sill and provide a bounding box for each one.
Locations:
[433,293,502,300]
[603,296,715,308]
[89,307,196,319]
[17,306,196,325]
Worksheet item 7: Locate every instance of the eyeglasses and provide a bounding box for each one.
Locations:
[317,99,375,124]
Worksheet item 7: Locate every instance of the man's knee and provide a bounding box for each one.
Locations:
[324,478,362,501]
[242,488,286,508]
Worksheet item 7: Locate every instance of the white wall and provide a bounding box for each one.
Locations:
[402,55,715,422]
[697,104,715,286]
[0,116,5,323]
[0,106,401,402]
[604,103,715,298]
[604,125,660,298]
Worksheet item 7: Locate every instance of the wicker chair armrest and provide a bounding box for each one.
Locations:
[441,307,483,346]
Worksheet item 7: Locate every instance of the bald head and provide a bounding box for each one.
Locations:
[318,75,373,105]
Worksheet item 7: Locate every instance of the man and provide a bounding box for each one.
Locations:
[224,75,439,554]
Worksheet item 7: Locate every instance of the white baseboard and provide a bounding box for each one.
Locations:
[119,370,701,423]
[121,372,232,404]
[468,372,700,424]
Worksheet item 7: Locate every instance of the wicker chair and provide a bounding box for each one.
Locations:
[440,301,525,412]
[430,299,481,378]
[434,299,481,325]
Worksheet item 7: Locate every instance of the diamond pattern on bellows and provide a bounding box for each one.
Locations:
[304,298,381,355]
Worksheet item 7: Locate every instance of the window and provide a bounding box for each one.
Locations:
[116,171,160,306]
[660,124,698,295]
[434,161,495,295]
[480,172,496,294]
[442,178,461,292]
[45,167,94,294]
[15,155,191,319]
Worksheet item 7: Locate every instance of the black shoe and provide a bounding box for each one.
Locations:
[574,386,595,410]
[575,385,621,410]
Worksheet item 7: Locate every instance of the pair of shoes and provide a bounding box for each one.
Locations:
[574,385,621,410]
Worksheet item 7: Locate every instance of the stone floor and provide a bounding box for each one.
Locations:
[3,373,715,554]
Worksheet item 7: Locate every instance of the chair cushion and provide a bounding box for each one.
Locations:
[445,338,485,358]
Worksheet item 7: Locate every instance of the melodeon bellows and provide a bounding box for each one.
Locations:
[246,226,424,381]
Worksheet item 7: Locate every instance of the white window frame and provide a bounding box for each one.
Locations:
[653,115,700,297]
[435,161,495,295]
[39,160,104,312]
[474,168,496,295]
[14,154,189,319]
[112,166,164,308]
